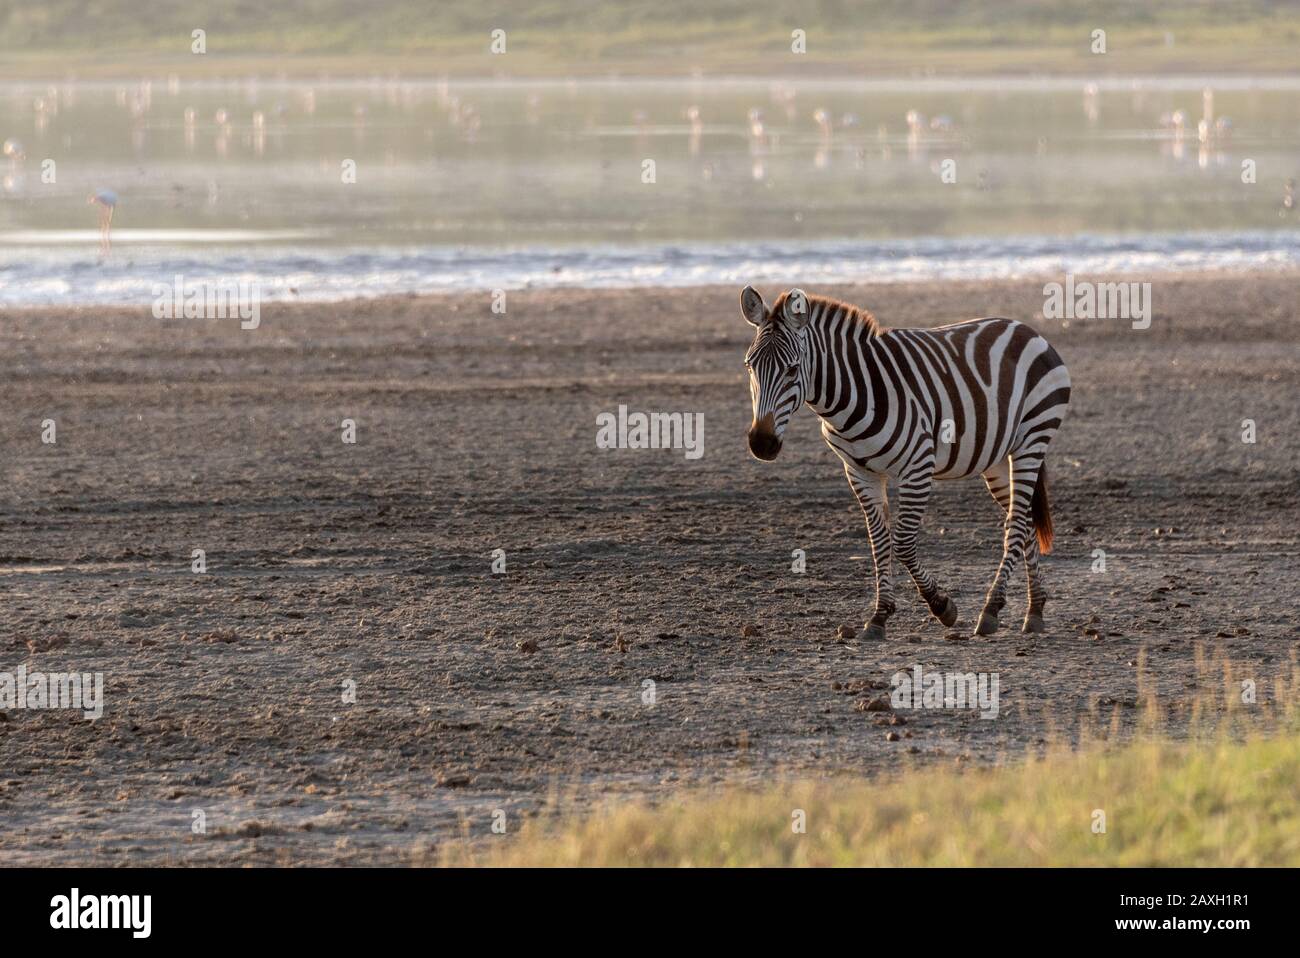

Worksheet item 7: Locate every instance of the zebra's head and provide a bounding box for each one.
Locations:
[742,285,811,461]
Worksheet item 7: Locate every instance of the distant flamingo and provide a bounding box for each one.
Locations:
[1083,82,1100,122]
[685,105,703,155]
[2,138,24,193]
[812,108,833,139]
[1167,110,1189,160]
[88,189,118,255]
[771,84,798,121]
[905,110,926,159]
[1161,109,1187,138]
[3,138,23,173]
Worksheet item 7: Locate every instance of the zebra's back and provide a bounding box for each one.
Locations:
[828,316,1070,481]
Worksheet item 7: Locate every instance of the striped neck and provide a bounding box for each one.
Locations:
[803,296,882,422]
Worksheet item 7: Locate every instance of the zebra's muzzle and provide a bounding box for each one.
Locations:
[747,414,782,461]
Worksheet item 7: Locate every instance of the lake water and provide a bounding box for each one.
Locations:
[2,76,1298,305]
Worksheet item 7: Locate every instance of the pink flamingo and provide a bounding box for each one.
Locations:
[88,189,118,255]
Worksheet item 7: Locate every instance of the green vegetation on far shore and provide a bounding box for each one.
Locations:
[2,0,1298,78]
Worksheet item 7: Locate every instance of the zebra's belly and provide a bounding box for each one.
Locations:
[828,424,1010,481]
[933,440,1012,480]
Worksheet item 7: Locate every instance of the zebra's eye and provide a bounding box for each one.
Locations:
[786,362,800,376]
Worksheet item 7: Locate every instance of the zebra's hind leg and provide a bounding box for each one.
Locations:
[975,452,1044,636]
[894,464,958,628]
[1020,533,1047,633]
[845,466,896,641]
[983,458,1046,633]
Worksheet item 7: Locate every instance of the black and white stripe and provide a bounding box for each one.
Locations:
[742,285,1072,638]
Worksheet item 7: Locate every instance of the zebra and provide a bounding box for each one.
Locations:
[741,286,1071,639]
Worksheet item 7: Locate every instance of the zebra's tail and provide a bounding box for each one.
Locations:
[1032,462,1054,555]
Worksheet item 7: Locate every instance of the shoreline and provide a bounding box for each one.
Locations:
[4,265,1298,317]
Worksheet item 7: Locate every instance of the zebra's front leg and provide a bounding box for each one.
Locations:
[845,466,895,641]
[976,453,1042,636]
[893,466,958,628]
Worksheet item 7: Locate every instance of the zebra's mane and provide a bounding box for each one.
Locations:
[777,291,882,337]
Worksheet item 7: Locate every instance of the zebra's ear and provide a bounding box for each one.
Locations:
[783,288,810,329]
[740,285,767,327]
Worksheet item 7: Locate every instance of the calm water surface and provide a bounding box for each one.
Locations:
[1,76,1298,304]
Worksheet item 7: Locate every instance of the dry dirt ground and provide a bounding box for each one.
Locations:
[0,273,1296,865]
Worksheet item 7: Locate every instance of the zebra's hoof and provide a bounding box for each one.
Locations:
[934,596,958,628]
[1022,613,1045,634]
[859,623,886,642]
[973,611,1000,636]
